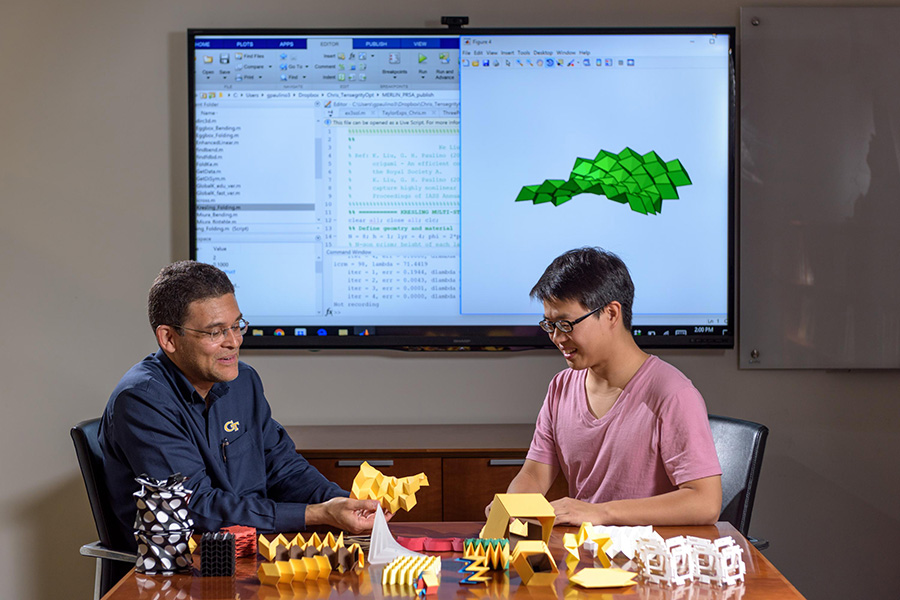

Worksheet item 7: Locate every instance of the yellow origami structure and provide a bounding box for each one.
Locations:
[568,568,638,588]
[350,461,429,513]
[481,494,555,544]
[257,554,332,585]
[259,531,361,565]
[258,533,290,561]
[509,519,530,538]
[382,555,441,586]
[575,523,613,568]
[510,540,558,586]
[416,570,440,596]
[563,533,580,571]
[256,531,364,585]
[458,555,491,584]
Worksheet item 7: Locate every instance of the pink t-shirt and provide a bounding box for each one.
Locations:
[526,355,721,503]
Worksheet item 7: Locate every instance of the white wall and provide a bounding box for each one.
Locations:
[2,1,899,598]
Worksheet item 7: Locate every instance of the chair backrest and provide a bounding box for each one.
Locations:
[71,418,132,552]
[708,414,768,537]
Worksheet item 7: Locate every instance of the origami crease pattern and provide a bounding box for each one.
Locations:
[515,147,692,215]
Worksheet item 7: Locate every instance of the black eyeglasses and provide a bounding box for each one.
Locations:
[178,318,249,343]
[539,306,604,334]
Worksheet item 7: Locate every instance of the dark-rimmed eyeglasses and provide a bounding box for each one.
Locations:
[539,306,604,334]
[178,318,249,343]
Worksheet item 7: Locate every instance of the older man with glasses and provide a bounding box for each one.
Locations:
[100,261,381,551]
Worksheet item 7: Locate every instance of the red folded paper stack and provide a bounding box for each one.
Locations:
[397,536,464,553]
[221,525,257,557]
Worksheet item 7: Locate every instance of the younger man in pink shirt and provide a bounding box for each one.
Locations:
[502,247,722,526]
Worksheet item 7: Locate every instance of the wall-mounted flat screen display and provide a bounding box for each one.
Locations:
[189,27,734,349]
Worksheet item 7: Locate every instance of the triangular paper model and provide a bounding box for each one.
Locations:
[510,540,558,586]
[568,568,638,588]
[367,505,425,565]
[480,494,555,544]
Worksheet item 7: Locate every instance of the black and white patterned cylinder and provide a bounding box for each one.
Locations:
[133,473,194,574]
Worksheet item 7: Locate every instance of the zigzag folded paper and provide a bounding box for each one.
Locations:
[256,531,364,585]
[463,538,509,570]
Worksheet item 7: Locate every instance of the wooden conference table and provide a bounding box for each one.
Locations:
[101,521,803,600]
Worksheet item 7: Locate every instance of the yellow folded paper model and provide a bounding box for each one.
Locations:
[458,555,492,584]
[350,461,429,513]
[510,540,558,586]
[382,555,441,586]
[563,533,580,571]
[573,522,613,568]
[257,554,333,585]
[463,538,510,570]
[568,568,638,588]
[256,531,364,585]
[480,493,555,544]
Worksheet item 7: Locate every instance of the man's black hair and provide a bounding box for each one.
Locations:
[148,260,235,331]
[530,247,635,329]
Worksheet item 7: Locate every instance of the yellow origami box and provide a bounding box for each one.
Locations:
[510,540,558,586]
[480,493,555,544]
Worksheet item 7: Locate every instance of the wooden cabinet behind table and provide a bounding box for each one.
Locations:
[291,425,569,522]
[442,457,568,521]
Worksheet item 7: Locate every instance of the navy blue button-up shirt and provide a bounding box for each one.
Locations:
[100,349,346,550]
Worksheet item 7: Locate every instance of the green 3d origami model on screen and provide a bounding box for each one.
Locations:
[515,147,691,215]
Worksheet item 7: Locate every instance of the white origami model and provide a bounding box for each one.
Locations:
[635,535,746,587]
[687,536,746,586]
[635,535,694,586]
[367,505,425,565]
[583,525,659,560]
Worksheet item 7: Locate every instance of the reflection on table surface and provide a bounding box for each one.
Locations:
[105,522,803,600]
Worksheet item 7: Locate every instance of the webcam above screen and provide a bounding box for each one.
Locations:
[189,27,734,350]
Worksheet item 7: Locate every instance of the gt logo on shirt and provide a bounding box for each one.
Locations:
[224,420,240,433]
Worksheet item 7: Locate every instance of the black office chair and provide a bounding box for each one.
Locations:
[708,414,769,550]
[71,418,137,600]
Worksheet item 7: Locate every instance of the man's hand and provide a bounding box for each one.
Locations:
[305,497,383,534]
[550,497,604,526]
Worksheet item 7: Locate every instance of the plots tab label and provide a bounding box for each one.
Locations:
[195,38,309,50]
